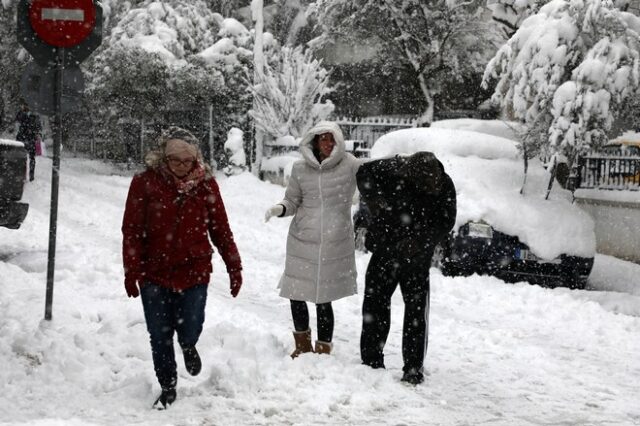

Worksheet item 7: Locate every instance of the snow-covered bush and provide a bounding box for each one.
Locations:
[223,127,247,175]
[483,0,640,165]
[248,46,333,140]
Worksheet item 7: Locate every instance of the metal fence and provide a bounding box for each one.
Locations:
[576,149,640,190]
[333,116,416,153]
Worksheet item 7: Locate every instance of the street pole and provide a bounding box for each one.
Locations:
[44,48,64,321]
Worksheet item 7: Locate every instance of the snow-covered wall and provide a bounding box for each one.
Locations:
[575,194,640,263]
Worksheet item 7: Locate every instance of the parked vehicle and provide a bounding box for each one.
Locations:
[355,127,596,289]
[0,138,29,229]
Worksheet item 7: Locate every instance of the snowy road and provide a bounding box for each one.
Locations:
[1,157,639,426]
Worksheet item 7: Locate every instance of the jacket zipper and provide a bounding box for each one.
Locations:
[317,167,323,302]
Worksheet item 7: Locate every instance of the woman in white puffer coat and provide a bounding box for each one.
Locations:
[265,121,361,358]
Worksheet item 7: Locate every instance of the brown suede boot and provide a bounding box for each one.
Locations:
[315,340,332,355]
[291,329,314,359]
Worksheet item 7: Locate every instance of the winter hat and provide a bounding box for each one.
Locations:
[158,126,200,151]
[145,126,211,176]
[165,138,197,159]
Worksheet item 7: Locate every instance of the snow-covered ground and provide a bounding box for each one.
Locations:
[1,157,639,426]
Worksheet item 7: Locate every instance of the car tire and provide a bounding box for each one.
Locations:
[562,264,587,290]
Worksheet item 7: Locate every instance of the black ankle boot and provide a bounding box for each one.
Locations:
[182,346,201,376]
[153,388,176,410]
[401,368,424,385]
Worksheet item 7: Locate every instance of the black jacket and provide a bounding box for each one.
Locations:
[356,152,456,256]
[15,110,41,144]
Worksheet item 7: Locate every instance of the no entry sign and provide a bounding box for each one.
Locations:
[17,0,103,321]
[28,0,96,48]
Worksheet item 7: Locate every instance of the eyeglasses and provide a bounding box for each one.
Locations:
[166,157,196,167]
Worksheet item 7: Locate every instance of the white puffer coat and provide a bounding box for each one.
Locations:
[278,121,360,303]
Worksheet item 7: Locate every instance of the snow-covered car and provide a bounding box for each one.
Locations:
[431,118,525,142]
[358,127,596,289]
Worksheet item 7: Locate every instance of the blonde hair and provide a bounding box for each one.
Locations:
[145,126,212,176]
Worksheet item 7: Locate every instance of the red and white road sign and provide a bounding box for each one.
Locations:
[28,0,96,48]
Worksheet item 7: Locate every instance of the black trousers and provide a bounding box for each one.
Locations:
[290,300,334,342]
[360,251,431,375]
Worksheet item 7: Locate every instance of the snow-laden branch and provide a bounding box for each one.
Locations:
[483,0,640,163]
[248,46,334,139]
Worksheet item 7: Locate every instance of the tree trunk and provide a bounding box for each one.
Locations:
[416,72,434,126]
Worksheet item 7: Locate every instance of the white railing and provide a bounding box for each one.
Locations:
[333,116,417,127]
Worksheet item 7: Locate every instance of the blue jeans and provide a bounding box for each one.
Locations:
[140,282,208,389]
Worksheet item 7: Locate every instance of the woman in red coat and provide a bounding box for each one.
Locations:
[122,126,242,409]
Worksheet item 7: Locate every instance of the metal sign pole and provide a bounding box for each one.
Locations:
[44,48,64,321]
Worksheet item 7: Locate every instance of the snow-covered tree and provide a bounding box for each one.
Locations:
[309,0,495,125]
[269,0,314,46]
[83,0,267,161]
[618,86,640,131]
[107,0,222,62]
[487,0,551,37]
[248,45,333,139]
[483,0,640,166]
[0,1,26,131]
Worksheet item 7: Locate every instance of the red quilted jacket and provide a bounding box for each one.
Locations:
[122,169,242,291]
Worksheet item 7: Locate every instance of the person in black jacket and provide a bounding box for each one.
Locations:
[356,151,456,385]
[15,103,42,181]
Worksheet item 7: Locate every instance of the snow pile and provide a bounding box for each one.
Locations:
[431,118,525,142]
[261,154,301,179]
[0,157,638,424]
[0,138,24,147]
[371,127,520,160]
[266,135,298,147]
[371,128,596,259]
[223,127,246,176]
[611,131,640,144]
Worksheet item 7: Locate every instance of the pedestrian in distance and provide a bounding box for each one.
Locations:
[265,121,361,358]
[15,102,42,182]
[121,126,243,409]
[356,151,456,385]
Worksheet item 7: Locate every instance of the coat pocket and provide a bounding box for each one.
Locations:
[188,242,214,260]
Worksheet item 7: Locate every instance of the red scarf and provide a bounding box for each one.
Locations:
[160,162,206,194]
